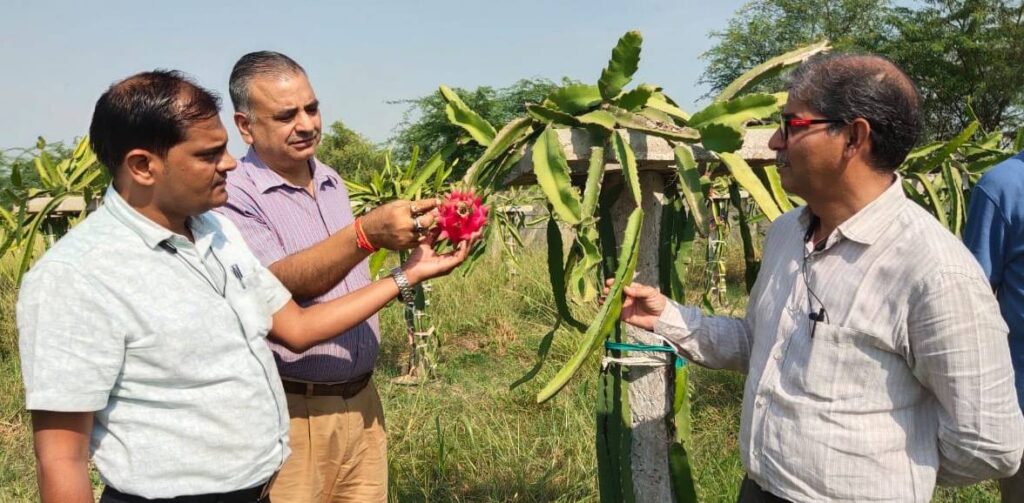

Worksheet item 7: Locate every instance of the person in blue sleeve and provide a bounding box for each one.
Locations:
[964,148,1024,502]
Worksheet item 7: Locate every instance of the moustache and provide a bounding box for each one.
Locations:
[289,133,319,145]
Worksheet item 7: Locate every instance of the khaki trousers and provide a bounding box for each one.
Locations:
[270,381,388,503]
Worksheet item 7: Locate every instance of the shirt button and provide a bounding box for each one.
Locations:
[755,398,765,408]
[774,352,782,361]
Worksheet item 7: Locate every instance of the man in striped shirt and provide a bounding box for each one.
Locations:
[612,54,1024,501]
[218,52,433,502]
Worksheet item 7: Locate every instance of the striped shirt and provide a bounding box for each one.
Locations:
[654,178,1024,501]
[218,148,379,383]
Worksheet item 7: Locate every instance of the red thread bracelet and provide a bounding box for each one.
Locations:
[354,217,377,252]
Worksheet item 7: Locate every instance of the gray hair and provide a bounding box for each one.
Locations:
[228,51,306,116]
[786,53,922,171]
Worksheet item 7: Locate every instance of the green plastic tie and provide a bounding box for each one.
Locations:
[604,341,686,368]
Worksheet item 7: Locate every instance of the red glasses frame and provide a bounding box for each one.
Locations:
[781,117,847,141]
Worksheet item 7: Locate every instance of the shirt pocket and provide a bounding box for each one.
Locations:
[224,264,275,341]
[787,324,900,403]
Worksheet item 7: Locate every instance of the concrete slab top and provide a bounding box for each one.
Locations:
[505,127,777,186]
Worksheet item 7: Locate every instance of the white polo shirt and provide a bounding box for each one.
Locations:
[17,187,292,499]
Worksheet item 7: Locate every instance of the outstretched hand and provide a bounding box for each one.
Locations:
[602,278,667,332]
[361,198,439,251]
[401,229,482,285]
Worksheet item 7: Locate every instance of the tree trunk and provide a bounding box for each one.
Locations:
[609,171,674,502]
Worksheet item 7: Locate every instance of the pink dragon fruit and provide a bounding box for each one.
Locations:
[437,189,488,244]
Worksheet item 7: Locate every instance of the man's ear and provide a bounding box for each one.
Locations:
[234,112,255,145]
[845,118,872,160]
[122,149,161,187]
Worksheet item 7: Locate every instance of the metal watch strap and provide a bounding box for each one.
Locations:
[390,267,416,306]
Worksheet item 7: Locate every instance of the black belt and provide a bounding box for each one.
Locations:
[281,373,372,398]
[100,478,273,503]
[737,476,793,503]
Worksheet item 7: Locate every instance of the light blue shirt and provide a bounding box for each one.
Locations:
[17,187,292,498]
[964,150,1024,410]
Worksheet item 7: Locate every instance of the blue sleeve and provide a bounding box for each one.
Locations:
[964,184,1007,291]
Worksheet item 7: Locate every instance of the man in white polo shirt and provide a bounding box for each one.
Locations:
[17,70,473,503]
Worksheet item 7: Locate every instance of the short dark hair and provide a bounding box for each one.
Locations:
[89,70,221,175]
[786,53,922,171]
[228,51,306,116]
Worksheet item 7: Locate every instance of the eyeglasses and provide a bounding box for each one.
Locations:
[780,117,847,142]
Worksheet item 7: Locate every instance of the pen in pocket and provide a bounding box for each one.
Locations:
[231,264,246,289]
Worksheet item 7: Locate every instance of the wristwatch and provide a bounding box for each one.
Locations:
[390,267,416,306]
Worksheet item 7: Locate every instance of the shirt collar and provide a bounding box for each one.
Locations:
[103,185,219,253]
[242,146,337,194]
[190,213,221,257]
[103,185,175,250]
[798,173,906,246]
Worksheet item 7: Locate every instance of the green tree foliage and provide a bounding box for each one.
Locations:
[885,0,1024,137]
[699,0,892,97]
[388,78,575,176]
[315,120,387,184]
[700,0,1024,137]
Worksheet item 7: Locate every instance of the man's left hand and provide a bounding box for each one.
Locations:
[401,228,481,285]
[361,198,439,251]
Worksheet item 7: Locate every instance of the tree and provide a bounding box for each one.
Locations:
[700,0,1024,137]
[387,78,575,176]
[884,0,1024,137]
[316,120,386,184]
[699,0,893,97]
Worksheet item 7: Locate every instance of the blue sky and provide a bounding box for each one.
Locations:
[1,0,747,155]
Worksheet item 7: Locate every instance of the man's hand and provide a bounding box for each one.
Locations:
[361,198,439,251]
[401,229,480,285]
[603,279,667,332]
[269,228,481,353]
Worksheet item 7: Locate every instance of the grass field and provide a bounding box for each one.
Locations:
[0,246,1003,502]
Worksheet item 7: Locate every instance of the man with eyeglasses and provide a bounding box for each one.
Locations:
[607,53,1024,501]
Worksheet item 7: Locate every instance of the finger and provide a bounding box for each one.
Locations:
[605,278,615,287]
[453,240,472,261]
[622,284,644,297]
[416,211,438,230]
[635,283,659,297]
[420,227,441,247]
[455,240,470,257]
[411,198,439,214]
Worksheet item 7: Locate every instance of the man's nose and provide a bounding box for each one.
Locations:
[220,152,238,172]
[295,111,314,132]
[768,127,785,151]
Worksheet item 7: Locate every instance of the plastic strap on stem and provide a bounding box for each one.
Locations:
[603,341,685,369]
